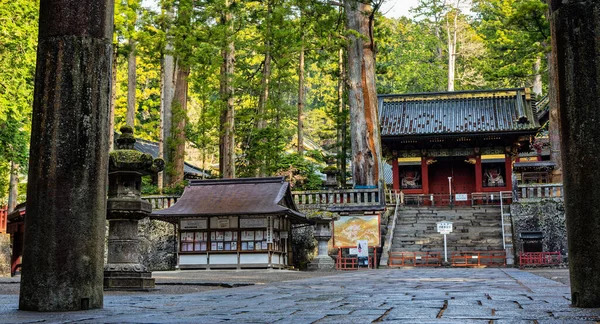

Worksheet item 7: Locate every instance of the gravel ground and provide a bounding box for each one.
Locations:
[523,267,571,286]
[0,268,570,296]
[0,269,345,296]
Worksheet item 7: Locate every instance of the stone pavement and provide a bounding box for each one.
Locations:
[0,268,599,323]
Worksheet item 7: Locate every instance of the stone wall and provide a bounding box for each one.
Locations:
[510,199,567,257]
[138,218,177,271]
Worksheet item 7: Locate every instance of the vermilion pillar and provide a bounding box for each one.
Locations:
[421,157,429,194]
[475,156,483,192]
[505,154,513,192]
[392,158,400,191]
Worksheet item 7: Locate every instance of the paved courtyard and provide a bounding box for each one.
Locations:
[0,268,599,323]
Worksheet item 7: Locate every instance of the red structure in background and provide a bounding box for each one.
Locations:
[380,88,539,205]
[0,206,7,234]
[6,203,25,275]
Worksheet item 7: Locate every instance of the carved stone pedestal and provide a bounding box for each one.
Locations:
[308,218,335,271]
[104,271,155,290]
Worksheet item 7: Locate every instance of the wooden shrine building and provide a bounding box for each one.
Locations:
[151,177,313,269]
[379,88,540,205]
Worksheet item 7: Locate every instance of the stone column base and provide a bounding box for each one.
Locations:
[104,271,155,291]
[308,256,335,271]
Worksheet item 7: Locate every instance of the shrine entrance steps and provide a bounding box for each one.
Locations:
[390,206,505,256]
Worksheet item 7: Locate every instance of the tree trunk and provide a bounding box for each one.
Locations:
[126,39,136,127]
[337,47,347,187]
[447,4,458,92]
[532,55,543,97]
[160,42,176,189]
[109,46,117,152]
[345,0,382,188]
[7,162,18,213]
[547,51,562,182]
[219,0,236,179]
[254,0,272,177]
[297,41,305,155]
[165,65,189,186]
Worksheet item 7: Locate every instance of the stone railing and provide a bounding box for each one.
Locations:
[292,188,384,211]
[380,192,401,267]
[143,195,179,210]
[517,183,564,201]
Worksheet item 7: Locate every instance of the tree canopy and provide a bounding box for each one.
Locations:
[0,0,551,200]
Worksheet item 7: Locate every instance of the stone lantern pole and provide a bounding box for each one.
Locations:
[104,126,164,290]
[308,217,335,271]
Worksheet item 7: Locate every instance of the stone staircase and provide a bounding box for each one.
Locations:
[391,206,505,253]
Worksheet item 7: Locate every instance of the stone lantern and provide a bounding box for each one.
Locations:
[104,126,164,290]
[308,217,335,271]
[322,166,338,188]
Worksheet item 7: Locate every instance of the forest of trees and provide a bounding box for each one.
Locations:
[0,0,550,204]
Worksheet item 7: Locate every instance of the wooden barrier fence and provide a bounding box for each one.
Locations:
[451,250,506,267]
[335,249,376,270]
[519,252,562,268]
[388,251,442,267]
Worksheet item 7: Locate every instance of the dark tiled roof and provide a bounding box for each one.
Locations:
[133,138,210,178]
[379,88,540,137]
[151,177,312,224]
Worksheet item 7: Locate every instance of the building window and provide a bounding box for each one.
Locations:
[181,231,207,252]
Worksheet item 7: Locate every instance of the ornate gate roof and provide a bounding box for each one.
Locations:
[379,88,540,137]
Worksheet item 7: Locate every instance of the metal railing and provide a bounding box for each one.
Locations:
[517,183,563,201]
[384,190,512,207]
[292,188,383,210]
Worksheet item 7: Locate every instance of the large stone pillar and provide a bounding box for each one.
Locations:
[548,1,600,308]
[19,0,114,311]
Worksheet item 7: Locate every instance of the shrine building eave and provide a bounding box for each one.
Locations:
[378,88,540,137]
[150,177,313,225]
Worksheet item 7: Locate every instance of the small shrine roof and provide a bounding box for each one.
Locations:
[151,177,312,224]
[134,138,210,178]
[379,88,540,137]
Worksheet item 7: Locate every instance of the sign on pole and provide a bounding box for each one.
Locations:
[436,221,453,234]
[437,221,453,263]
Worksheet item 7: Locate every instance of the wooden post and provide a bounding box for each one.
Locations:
[392,158,400,191]
[421,157,429,194]
[505,154,512,192]
[475,155,483,192]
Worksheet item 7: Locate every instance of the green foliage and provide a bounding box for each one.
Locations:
[0,0,37,201]
[472,0,550,88]
[2,0,552,200]
[274,152,323,190]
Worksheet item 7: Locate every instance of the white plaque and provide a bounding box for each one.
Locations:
[180,218,207,230]
[437,221,453,234]
[266,216,274,243]
[217,218,229,229]
[455,193,468,201]
[240,217,267,228]
[357,240,369,257]
[280,231,289,239]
